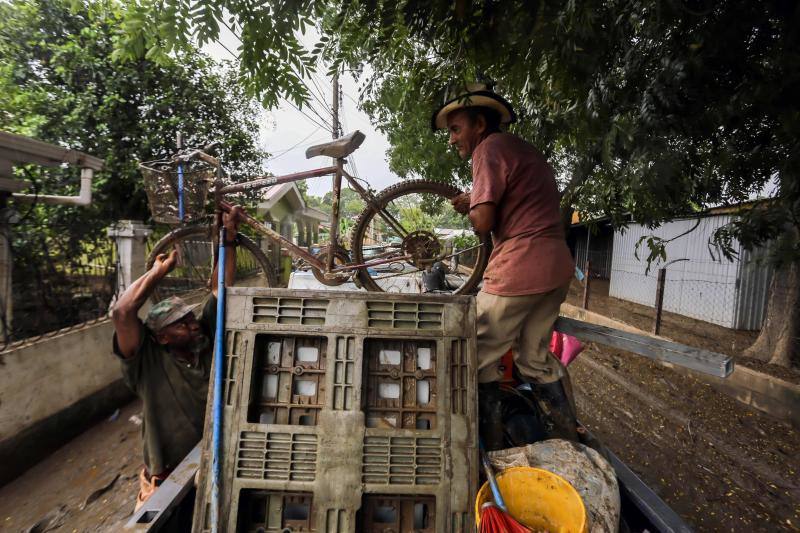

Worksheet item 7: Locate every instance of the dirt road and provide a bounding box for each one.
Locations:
[570,341,799,531]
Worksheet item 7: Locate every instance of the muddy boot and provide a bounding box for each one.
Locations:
[478,382,507,451]
[518,379,579,441]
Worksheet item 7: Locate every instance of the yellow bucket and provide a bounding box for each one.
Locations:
[475,467,588,533]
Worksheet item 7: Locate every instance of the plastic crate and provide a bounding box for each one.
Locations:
[193,288,478,532]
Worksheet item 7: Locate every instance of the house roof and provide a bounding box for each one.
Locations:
[259,182,305,211]
[704,199,771,216]
[0,131,104,170]
[300,206,329,222]
[257,182,330,223]
[0,131,104,192]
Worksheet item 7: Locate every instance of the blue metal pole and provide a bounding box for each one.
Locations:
[209,227,226,532]
[177,163,185,222]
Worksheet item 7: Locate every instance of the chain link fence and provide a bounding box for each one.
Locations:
[1,220,117,349]
[606,259,770,330]
[574,242,613,280]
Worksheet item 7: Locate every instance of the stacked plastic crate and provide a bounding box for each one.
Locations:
[192,287,478,532]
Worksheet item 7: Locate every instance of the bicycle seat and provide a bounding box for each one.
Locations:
[305,130,366,159]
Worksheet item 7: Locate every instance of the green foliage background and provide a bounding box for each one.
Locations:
[0,0,266,336]
[113,0,799,264]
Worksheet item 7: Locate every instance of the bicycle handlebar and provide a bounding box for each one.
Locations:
[174,149,220,168]
[203,141,221,154]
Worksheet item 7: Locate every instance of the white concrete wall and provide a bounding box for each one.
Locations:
[0,319,119,441]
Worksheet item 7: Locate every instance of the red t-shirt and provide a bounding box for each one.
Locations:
[470,133,574,296]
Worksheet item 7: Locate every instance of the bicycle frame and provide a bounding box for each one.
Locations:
[212,157,412,277]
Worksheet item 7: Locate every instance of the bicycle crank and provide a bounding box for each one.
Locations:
[401,230,442,269]
[311,247,353,286]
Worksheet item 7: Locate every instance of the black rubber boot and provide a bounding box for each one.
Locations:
[518,378,579,441]
[478,382,507,451]
[501,388,549,447]
[422,262,448,292]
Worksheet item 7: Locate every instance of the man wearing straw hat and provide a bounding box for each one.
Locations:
[432,84,577,448]
[111,206,243,511]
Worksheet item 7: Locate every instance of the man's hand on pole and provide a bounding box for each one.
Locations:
[214,204,244,297]
[223,205,243,242]
[451,192,471,215]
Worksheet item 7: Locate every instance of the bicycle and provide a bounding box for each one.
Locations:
[139,131,490,300]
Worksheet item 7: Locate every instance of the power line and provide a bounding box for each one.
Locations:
[218,41,240,61]
[343,90,360,107]
[215,17,332,133]
[306,73,330,106]
[220,18,243,45]
[266,128,323,162]
[286,84,333,131]
[306,94,331,119]
[300,73,334,125]
[303,101,334,131]
[210,34,240,63]
[209,22,333,134]
[331,73,340,139]
[309,73,333,111]
[284,99,333,131]
[214,19,243,60]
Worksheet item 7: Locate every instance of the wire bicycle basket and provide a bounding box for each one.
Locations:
[140,160,214,224]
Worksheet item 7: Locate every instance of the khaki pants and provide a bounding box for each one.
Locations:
[476,283,569,384]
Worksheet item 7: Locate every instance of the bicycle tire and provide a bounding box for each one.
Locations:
[350,179,490,295]
[146,224,276,303]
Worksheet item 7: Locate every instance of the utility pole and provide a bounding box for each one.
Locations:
[328,72,343,260]
[331,73,340,139]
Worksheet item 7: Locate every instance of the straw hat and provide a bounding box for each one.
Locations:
[431,82,517,131]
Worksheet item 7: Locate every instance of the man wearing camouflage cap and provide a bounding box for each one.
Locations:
[112,206,243,510]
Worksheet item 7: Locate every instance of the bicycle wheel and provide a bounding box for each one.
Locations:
[350,179,490,294]
[146,225,276,303]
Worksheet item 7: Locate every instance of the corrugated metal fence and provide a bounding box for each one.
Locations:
[609,215,772,330]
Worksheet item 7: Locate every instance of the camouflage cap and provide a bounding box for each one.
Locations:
[145,296,195,332]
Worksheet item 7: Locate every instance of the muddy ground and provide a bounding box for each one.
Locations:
[568,279,800,531]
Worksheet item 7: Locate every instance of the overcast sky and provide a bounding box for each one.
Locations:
[203,28,400,199]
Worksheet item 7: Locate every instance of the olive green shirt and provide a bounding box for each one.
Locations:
[114,297,216,475]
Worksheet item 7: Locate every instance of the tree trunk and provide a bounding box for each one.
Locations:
[744,258,800,368]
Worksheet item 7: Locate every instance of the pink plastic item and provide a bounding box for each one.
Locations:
[549,331,584,367]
